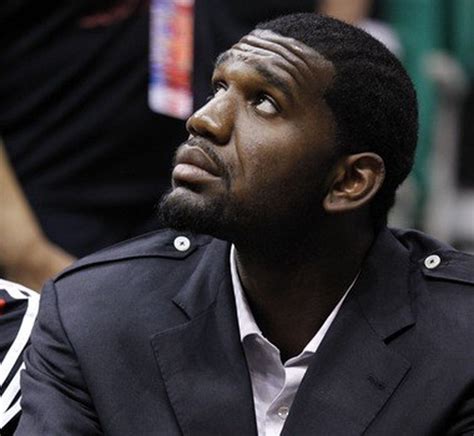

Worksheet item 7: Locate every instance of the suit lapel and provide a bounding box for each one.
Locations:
[151,229,415,435]
[282,228,415,435]
[151,240,257,436]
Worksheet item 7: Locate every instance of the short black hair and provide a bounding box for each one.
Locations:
[257,13,418,226]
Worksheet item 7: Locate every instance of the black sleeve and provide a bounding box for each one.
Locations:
[15,280,102,435]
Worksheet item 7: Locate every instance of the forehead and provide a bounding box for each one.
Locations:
[215,30,335,96]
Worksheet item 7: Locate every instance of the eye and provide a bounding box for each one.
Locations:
[254,93,279,115]
[209,81,227,100]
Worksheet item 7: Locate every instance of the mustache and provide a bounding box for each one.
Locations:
[174,137,229,179]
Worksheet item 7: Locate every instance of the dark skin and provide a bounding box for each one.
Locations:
[234,213,376,361]
[173,30,385,362]
[233,156,383,361]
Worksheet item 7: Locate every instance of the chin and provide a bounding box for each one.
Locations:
[156,186,228,236]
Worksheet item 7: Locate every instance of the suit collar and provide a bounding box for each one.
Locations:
[171,228,415,337]
[354,226,416,341]
[282,295,412,434]
[152,239,257,435]
[152,228,416,435]
[282,227,415,434]
[171,238,230,319]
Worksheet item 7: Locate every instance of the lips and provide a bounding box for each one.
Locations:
[172,144,222,185]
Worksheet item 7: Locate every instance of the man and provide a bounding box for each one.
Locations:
[16,13,474,435]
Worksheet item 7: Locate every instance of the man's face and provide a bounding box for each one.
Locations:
[159,30,338,242]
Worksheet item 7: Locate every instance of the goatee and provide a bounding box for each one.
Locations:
[156,188,229,236]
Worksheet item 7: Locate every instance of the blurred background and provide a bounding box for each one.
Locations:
[381,0,474,253]
[0,0,473,292]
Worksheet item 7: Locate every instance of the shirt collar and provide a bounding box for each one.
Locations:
[230,245,262,340]
[230,245,358,356]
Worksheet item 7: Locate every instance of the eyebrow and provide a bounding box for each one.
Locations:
[253,64,293,101]
[214,51,232,68]
[214,51,294,102]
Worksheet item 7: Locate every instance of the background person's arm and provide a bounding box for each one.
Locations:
[0,142,75,291]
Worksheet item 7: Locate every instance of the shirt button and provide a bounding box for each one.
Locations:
[424,254,441,269]
[173,236,191,252]
[277,406,289,420]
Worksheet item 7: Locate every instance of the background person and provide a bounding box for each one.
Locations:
[0,0,186,283]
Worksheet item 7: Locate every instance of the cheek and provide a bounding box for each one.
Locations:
[230,146,307,202]
[229,116,333,197]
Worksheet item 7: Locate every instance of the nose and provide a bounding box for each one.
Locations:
[186,93,234,145]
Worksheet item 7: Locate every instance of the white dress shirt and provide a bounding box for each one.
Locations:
[230,246,357,436]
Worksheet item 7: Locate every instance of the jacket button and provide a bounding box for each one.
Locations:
[277,406,289,420]
[174,236,191,252]
[424,254,441,269]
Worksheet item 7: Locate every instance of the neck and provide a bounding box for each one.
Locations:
[233,221,375,361]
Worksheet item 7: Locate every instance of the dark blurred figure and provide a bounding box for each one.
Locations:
[0,0,187,263]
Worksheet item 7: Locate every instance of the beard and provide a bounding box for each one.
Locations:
[157,136,235,238]
[156,137,338,260]
[157,187,231,238]
[156,177,328,263]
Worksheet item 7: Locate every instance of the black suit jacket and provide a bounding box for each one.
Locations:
[16,228,474,435]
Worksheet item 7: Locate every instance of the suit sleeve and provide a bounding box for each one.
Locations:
[15,280,102,435]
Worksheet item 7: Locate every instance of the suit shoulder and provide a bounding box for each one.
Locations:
[55,228,214,281]
[392,228,474,288]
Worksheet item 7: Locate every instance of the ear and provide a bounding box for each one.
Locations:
[323,153,385,214]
